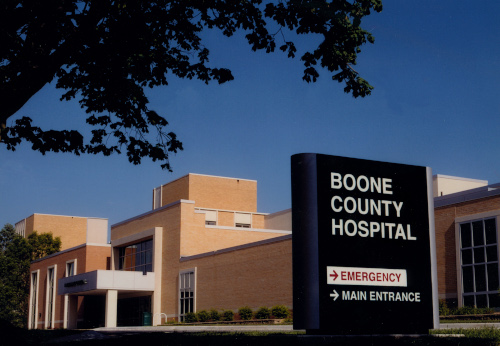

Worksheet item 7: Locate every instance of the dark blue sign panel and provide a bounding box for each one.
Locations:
[292,153,438,335]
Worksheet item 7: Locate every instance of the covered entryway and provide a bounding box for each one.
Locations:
[58,270,155,328]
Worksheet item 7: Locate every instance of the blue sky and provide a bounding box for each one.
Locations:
[1,0,500,230]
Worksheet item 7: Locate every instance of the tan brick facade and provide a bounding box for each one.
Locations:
[158,174,257,212]
[110,174,292,322]
[435,193,500,306]
[19,214,106,251]
[25,173,500,328]
[28,173,291,328]
[180,236,292,312]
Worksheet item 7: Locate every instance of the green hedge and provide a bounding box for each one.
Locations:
[238,306,253,320]
[271,305,289,319]
[255,307,271,319]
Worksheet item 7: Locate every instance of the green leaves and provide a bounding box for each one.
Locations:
[1,0,382,170]
[0,224,61,328]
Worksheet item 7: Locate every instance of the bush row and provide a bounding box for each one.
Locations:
[184,305,290,323]
[439,299,494,316]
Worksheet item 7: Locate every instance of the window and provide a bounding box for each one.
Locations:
[460,218,500,307]
[118,239,153,273]
[64,260,77,329]
[179,270,195,322]
[235,213,251,228]
[66,260,76,277]
[203,210,217,225]
[29,271,39,329]
[46,266,57,329]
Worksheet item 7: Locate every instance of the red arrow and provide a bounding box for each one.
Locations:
[330,270,338,281]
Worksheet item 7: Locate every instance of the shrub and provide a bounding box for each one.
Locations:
[184,312,198,323]
[451,306,494,315]
[271,305,289,319]
[197,310,210,322]
[209,309,220,321]
[255,307,271,319]
[439,299,450,316]
[238,306,253,320]
[221,310,234,321]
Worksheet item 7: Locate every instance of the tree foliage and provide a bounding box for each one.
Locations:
[0,0,382,170]
[0,224,61,328]
[27,231,62,261]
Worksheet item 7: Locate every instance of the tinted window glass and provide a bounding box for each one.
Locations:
[473,221,485,246]
[485,219,497,245]
[461,223,472,248]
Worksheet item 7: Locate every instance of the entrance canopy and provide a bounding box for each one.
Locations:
[58,270,155,295]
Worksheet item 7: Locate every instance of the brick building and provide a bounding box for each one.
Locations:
[23,172,500,329]
[434,178,500,308]
[23,216,110,329]
[24,174,292,329]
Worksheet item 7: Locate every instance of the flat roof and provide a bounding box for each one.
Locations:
[434,183,500,208]
[433,174,488,184]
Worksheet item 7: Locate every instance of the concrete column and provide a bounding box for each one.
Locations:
[153,227,163,325]
[105,290,118,328]
[63,295,69,329]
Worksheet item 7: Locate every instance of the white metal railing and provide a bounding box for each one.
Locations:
[153,313,168,326]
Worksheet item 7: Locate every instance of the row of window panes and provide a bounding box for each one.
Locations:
[462,245,498,265]
[460,218,499,307]
[200,209,252,228]
[120,251,153,269]
[464,293,500,308]
[180,272,194,290]
[119,239,153,272]
[461,219,496,248]
[462,263,499,293]
[179,271,195,321]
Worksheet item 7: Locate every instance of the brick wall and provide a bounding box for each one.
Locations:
[435,195,500,302]
[29,245,110,329]
[179,203,288,257]
[188,174,257,212]
[180,237,292,312]
[161,175,190,206]
[30,214,88,251]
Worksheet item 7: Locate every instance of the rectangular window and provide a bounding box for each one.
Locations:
[29,271,39,329]
[66,260,76,277]
[203,210,217,225]
[118,239,153,273]
[179,270,195,322]
[234,213,252,228]
[46,266,57,329]
[460,218,499,307]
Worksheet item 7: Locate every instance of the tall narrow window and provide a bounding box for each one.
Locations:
[460,218,500,307]
[64,260,77,329]
[46,266,56,329]
[66,260,76,277]
[30,271,38,329]
[179,270,195,322]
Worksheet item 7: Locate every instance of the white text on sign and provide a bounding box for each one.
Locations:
[327,266,408,287]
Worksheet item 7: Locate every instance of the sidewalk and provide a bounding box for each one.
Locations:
[93,322,500,333]
[94,324,297,333]
[439,322,500,329]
